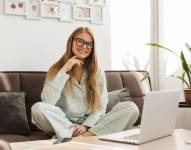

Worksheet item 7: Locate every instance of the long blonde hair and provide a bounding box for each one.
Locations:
[44,27,101,112]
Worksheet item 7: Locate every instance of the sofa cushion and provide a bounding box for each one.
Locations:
[121,72,146,97]
[0,92,30,135]
[105,73,123,92]
[106,88,132,112]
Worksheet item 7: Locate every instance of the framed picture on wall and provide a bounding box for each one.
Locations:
[26,0,41,20]
[73,5,91,21]
[47,0,59,2]
[4,0,26,16]
[90,0,105,6]
[91,5,103,24]
[75,0,90,5]
[57,0,76,3]
[41,1,60,18]
[60,2,73,22]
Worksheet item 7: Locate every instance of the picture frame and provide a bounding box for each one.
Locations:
[75,0,90,5]
[3,0,106,24]
[41,1,60,18]
[90,0,105,6]
[91,5,103,24]
[26,0,41,20]
[60,2,73,22]
[73,5,91,21]
[57,0,76,3]
[4,0,26,16]
[46,0,59,2]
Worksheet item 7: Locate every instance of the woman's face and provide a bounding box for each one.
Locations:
[72,32,94,60]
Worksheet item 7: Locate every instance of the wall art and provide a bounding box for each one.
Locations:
[91,5,103,24]
[90,0,105,6]
[41,1,60,18]
[73,5,91,21]
[4,0,106,24]
[60,2,73,22]
[26,0,41,19]
[5,0,26,16]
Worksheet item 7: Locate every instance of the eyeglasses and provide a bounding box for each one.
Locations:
[74,38,94,49]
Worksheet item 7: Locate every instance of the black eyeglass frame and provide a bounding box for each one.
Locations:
[73,37,94,49]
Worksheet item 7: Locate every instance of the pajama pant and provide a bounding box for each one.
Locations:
[31,101,139,139]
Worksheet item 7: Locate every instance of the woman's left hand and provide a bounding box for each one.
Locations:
[70,124,88,137]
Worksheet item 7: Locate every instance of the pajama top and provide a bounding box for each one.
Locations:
[41,68,108,127]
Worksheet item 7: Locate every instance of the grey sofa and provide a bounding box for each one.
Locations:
[0,71,151,143]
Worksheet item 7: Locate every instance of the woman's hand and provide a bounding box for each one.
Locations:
[63,56,84,73]
[70,124,88,137]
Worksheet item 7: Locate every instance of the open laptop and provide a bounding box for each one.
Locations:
[99,90,180,144]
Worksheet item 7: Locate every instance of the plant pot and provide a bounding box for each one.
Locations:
[184,88,191,104]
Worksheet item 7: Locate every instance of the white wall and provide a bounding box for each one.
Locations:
[0,0,111,71]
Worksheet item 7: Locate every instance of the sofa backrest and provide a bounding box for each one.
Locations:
[0,71,151,131]
[0,72,46,131]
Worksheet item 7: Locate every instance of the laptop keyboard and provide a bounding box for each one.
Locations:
[123,134,139,140]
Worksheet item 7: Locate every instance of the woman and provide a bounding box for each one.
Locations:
[31,27,139,140]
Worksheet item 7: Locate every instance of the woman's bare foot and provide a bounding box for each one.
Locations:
[81,131,96,136]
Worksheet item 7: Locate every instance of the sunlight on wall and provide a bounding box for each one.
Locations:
[159,0,191,89]
[110,0,151,71]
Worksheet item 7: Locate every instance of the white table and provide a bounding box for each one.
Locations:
[10,129,191,150]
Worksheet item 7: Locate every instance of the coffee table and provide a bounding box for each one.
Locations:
[10,129,191,150]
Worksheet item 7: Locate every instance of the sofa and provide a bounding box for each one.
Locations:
[0,71,151,143]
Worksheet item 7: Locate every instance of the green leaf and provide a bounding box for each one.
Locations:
[171,75,190,87]
[147,43,191,87]
[182,71,186,81]
[147,43,179,57]
[180,51,191,87]
[185,43,191,54]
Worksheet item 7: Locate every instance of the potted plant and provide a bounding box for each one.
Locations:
[147,43,191,104]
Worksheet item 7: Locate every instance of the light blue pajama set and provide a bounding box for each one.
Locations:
[31,68,139,139]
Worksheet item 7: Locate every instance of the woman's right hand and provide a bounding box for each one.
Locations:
[70,124,88,137]
[62,56,84,72]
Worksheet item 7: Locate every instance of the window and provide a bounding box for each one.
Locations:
[158,0,191,89]
[110,0,151,71]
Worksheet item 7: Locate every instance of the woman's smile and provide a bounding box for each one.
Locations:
[77,48,88,54]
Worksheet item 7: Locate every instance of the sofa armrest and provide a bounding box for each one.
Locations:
[0,140,11,150]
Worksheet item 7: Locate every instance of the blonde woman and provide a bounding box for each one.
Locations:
[31,27,139,141]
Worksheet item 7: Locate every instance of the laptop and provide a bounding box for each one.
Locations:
[99,90,180,144]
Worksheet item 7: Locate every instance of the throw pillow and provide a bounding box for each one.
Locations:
[0,92,30,135]
[106,88,132,112]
